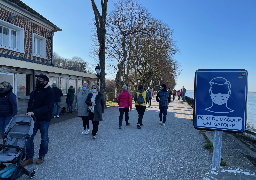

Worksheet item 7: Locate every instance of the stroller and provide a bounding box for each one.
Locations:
[0,115,36,179]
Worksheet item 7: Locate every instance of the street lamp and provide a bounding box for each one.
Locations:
[95,65,101,85]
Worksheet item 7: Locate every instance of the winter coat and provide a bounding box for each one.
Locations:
[146,89,152,99]
[134,89,149,107]
[117,90,132,109]
[76,89,91,117]
[86,92,104,121]
[156,89,171,108]
[182,88,186,94]
[27,84,55,122]
[67,88,75,102]
[0,85,17,117]
[177,91,181,96]
[52,87,63,102]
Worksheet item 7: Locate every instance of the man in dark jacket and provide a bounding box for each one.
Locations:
[156,84,171,126]
[21,74,54,166]
[0,81,17,142]
[52,83,63,118]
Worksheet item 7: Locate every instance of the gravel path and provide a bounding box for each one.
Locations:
[19,98,213,180]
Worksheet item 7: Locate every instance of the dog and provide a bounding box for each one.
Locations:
[60,107,67,115]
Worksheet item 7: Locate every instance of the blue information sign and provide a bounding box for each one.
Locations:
[194,69,248,132]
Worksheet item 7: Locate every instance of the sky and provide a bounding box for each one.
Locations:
[21,0,256,92]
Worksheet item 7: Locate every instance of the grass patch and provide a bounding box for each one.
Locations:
[106,101,118,107]
[220,158,227,166]
[203,141,213,152]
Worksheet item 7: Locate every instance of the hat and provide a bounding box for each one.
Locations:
[52,83,57,86]
[161,84,167,89]
[0,81,10,87]
[35,74,49,82]
[122,85,127,90]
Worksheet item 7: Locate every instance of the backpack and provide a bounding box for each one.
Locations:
[137,93,145,105]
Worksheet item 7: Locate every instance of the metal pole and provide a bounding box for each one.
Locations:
[212,130,223,169]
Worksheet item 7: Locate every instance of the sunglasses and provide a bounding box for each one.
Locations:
[92,88,97,89]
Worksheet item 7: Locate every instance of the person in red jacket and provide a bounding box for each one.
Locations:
[117,85,132,129]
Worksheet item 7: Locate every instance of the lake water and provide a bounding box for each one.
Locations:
[185,90,256,128]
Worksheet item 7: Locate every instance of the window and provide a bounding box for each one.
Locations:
[0,73,15,94]
[69,79,76,93]
[77,80,82,93]
[60,78,67,94]
[32,33,46,58]
[49,77,58,87]
[17,74,26,96]
[0,21,24,52]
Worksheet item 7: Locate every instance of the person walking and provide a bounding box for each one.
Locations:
[177,90,181,100]
[67,86,75,113]
[156,84,171,126]
[52,83,63,118]
[117,85,132,129]
[182,86,186,101]
[172,89,176,101]
[134,85,149,129]
[86,84,104,139]
[147,87,152,107]
[0,81,17,143]
[75,83,91,135]
[21,74,54,166]
[168,88,172,102]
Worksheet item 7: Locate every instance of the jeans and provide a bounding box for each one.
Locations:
[52,102,60,116]
[136,106,146,125]
[82,116,89,129]
[91,113,99,136]
[148,98,152,106]
[119,108,129,126]
[26,121,50,159]
[0,115,13,142]
[68,101,73,112]
[173,94,176,101]
[159,106,168,123]
[182,94,185,101]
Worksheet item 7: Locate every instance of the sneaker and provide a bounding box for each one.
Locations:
[126,123,130,126]
[85,129,90,135]
[81,130,86,135]
[21,158,33,166]
[162,123,165,126]
[36,157,44,164]
[92,136,96,139]
[119,126,122,129]
[137,124,141,129]
[140,123,143,126]
[53,116,56,118]
[159,121,162,125]
[57,115,59,118]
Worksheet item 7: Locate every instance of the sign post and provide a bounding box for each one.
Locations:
[193,69,248,169]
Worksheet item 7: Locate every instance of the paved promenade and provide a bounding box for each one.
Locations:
[16,98,255,179]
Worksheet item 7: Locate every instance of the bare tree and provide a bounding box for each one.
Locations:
[91,0,108,105]
[106,0,152,97]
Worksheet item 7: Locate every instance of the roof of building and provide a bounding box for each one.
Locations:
[3,0,62,31]
[0,53,97,79]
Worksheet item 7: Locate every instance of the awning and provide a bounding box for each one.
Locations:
[0,57,97,79]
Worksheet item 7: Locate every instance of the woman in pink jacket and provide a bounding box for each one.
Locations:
[117,85,132,129]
